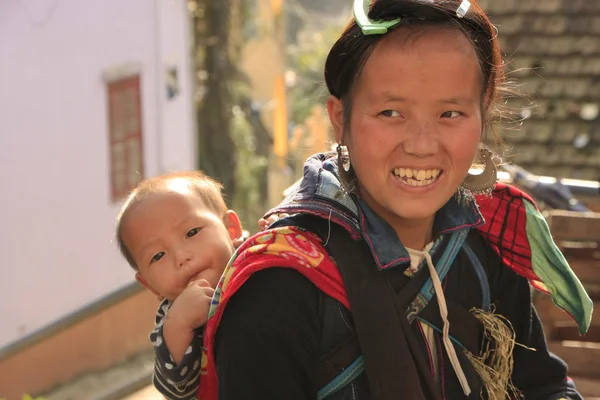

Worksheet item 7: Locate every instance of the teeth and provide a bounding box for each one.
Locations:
[393,168,441,183]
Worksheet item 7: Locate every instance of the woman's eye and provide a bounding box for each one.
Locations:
[186,227,201,238]
[150,252,165,264]
[380,110,401,118]
[441,111,462,118]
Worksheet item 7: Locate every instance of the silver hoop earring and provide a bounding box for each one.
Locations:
[337,144,351,172]
[460,147,497,196]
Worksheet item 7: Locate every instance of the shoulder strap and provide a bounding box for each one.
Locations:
[294,215,440,400]
[462,242,491,312]
[305,220,489,398]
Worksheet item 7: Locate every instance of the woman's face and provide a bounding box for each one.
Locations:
[329,27,483,229]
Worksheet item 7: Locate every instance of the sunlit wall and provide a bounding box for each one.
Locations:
[0,0,195,349]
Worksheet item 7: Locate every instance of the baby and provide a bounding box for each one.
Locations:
[115,171,243,399]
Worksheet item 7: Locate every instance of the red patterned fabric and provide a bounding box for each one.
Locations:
[198,227,347,400]
[475,183,547,292]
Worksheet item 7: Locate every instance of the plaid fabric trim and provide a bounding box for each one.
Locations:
[475,183,541,283]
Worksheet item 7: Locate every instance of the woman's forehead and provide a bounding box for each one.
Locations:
[376,25,477,60]
[356,27,482,98]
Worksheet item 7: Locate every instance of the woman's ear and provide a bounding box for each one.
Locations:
[327,95,344,143]
[223,210,243,241]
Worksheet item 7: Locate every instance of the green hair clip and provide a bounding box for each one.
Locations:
[353,0,401,35]
[353,0,472,35]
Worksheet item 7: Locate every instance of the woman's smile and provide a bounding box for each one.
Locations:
[391,168,444,191]
[392,167,442,186]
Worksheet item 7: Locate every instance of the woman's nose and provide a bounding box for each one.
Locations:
[402,123,439,157]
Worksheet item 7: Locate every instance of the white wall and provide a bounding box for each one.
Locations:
[0,0,195,349]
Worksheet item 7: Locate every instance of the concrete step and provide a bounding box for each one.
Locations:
[42,351,154,400]
[548,341,600,379]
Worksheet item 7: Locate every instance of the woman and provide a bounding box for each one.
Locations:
[196,0,592,399]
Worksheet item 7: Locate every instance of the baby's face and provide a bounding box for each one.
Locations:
[122,186,238,301]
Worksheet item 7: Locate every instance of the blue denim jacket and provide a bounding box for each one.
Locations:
[266,152,485,271]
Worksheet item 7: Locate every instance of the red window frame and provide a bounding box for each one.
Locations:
[107,75,144,202]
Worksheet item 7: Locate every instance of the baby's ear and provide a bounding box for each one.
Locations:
[135,273,162,300]
[223,210,243,241]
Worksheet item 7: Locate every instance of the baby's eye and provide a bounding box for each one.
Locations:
[150,252,165,264]
[186,227,201,238]
[441,111,462,118]
[380,110,401,118]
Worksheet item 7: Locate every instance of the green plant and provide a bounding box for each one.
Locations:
[286,25,344,125]
[189,0,268,228]
[230,101,268,232]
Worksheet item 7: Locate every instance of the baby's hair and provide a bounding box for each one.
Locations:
[115,170,227,270]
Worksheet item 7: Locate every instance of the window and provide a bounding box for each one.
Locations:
[106,75,144,201]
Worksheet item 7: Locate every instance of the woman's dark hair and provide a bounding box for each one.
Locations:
[324,0,506,190]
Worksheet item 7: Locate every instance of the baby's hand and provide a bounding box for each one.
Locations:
[258,213,289,231]
[167,279,214,330]
[228,214,290,251]
[163,280,213,364]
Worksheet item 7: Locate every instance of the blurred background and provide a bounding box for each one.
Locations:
[0,0,598,399]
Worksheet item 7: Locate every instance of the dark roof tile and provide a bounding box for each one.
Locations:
[478,3,599,178]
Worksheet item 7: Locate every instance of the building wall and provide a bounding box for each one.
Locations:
[479,0,600,180]
[0,288,158,399]
[0,0,194,350]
